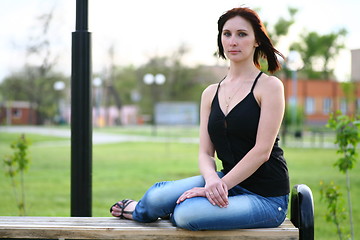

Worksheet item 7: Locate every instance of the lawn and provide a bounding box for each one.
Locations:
[0,128,358,240]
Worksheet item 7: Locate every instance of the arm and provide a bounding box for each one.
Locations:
[198,86,229,206]
[197,85,218,184]
[221,76,285,189]
[177,85,229,207]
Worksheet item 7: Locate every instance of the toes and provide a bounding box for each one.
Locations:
[110,200,137,220]
[111,211,120,217]
[111,207,122,217]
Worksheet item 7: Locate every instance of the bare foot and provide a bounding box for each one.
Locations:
[110,199,137,220]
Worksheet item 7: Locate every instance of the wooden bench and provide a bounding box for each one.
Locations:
[0,184,314,240]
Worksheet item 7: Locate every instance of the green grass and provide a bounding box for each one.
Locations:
[0,130,358,240]
[96,125,200,138]
[0,132,68,145]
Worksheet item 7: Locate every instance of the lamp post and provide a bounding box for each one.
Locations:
[287,50,304,136]
[71,0,92,217]
[143,73,166,135]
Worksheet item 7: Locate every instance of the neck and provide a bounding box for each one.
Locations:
[227,61,259,81]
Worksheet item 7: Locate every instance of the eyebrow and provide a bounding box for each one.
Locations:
[222,28,248,32]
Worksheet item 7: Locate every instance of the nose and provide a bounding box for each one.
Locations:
[229,36,238,46]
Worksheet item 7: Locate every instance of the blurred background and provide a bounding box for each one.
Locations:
[1,1,360,239]
[0,0,359,137]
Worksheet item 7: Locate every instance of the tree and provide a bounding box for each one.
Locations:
[97,45,127,126]
[291,29,347,79]
[2,134,31,216]
[136,44,210,117]
[112,65,138,106]
[0,9,68,124]
[320,181,347,240]
[162,44,208,101]
[264,7,298,46]
[257,7,298,76]
[327,112,359,240]
[0,66,68,124]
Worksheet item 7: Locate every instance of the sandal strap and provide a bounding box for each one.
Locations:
[122,210,133,215]
[110,199,135,219]
[120,199,134,218]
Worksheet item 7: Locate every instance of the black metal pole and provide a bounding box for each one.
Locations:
[71,0,92,217]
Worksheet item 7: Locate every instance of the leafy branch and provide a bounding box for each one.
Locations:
[320,181,347,239]
[2,134,31,216]
[325,112,359,239]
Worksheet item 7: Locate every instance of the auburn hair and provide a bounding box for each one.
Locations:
[217,7,284,73]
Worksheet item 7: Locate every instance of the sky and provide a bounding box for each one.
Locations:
[0,0,359,82]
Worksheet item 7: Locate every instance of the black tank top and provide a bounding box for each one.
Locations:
[208,72,289,197]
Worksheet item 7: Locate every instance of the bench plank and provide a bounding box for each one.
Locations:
[0,217,298,240]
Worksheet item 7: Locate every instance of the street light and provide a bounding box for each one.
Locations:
[71,0,92,217]
[54,81,66,91]
[143,73,166,85]
[143,73,166,135]
[287,50,304,137]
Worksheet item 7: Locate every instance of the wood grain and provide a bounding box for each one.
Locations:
[0,217,298,239]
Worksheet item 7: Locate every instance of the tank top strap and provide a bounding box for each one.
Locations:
[215,76,226,94]
[250,71,263,92]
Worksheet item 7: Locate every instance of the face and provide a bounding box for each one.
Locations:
[221,16,258,63]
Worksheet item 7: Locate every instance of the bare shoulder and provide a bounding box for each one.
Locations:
[258,73,284,93]
[254,73,284,105]
[201,83,218,104]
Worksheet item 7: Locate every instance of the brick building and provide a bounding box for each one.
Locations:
[0,101,37,125]
[282,48,360,126]
[204,64,360,126]
[283,79,360,126]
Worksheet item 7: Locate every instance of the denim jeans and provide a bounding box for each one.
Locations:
[132,172,288,231]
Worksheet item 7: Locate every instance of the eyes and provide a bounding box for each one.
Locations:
[222,31,248,38]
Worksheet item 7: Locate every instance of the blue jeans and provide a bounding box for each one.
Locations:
[132,172,288,231]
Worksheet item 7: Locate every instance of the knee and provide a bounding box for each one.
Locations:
[144,181,172,208]
[172,209,198,230]
[172,201,203,231]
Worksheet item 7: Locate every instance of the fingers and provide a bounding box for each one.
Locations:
[176,186,229,208]
[206,191,228,208]
[205,191,217,206]
[176,190,195,204]
[176,193,187,204]
[206,183,228,208]
[177,187,207,204]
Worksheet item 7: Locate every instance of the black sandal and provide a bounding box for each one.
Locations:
[110,199,135,219]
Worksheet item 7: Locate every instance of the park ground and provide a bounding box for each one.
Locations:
[0,125,358,240]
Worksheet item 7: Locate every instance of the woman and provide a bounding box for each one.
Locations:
[110,7,289,231]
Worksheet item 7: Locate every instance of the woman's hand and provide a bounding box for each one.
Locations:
[176,179,229,208]
[176,187,207,204]
[205,178,229,208]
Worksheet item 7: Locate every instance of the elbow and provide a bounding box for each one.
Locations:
[260,153,270,163]
[255,147,272,163]
[263,153,271,163]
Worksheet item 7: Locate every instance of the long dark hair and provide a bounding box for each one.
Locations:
[217,7,284,73]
